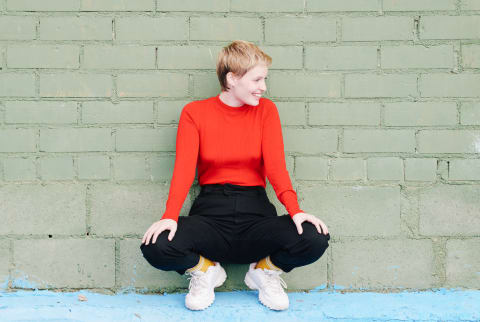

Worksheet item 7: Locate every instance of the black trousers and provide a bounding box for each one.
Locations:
[140,183,330,275]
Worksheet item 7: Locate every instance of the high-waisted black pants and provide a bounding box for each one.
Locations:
[140,183,330,275]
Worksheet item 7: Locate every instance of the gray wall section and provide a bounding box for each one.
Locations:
[0,0,479,293]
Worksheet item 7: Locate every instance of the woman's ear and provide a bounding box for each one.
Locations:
[226,71,237,89]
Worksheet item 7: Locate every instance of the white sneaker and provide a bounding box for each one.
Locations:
[184,261,227,310]
[244,262,289,310]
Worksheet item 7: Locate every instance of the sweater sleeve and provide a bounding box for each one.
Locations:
[161,105,199,222]
[262,100,304,219]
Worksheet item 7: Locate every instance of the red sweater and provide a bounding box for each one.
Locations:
[161,94,304,222]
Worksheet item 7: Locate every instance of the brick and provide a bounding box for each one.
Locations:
[4,157,36,181]
[82,101,153,124]
[157,100,188,124]
[157,0,228,12]
[149,156,175,181]
[40,17,112,40]
[231,0,303,12]
[419,16,480,40]
[367,157,403,181]
[342,17,413,41]
[381,45,454,69]
[0,240,9,287]
[282,258,328,291]
[384,102,457,126]
[405,158,437,181]
[418,130,480,153]
[419,185,480,236]
[0,73,36,97]
[345,74,417,98]
[420,74,480,97]
[40,73,112,98]
[5,101,77,124]
[191,17,261,41]
[276,101,305,125]
[157,45,221,69]
[301,185,401,237]
[80,0,154,11]
[295,157,328,180]
[284,128,338,153]
[383,0,456,11]
[116,128,176,152]
[269,72,341,97]
[446,239,480,288]
[259,46,303,70]
[7,44,79,69]
[306,45,377,70]
[309,102,380,126]
[307,0,379,11]
[0,184,86,234]
[7,0,80,11]
[193,73,227,97]
[0,46,5,69]
[449,159,480,180]
[461,0,480,10]
[90,184,192,235]
[118,238,188,290]
[0,16,36,40]
[117,73,188,97]
[332,239,434,288]
[265,17,336,43]
[40,128,112,152]
[331,158,364,181]
[0,129,36,152]
[84,45,155,69]
[116,17,187,41]
[13,239,114,288]
[344,129,415,153]
[460,102,480,125]
[39,157,74,180]
[78,156,110,179]
[114,156,148,180]
[462,44,480,68]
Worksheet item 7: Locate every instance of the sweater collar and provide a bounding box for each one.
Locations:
[215,94,253,112]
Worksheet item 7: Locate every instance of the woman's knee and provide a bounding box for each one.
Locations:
[299,223,330,259]
[139,231,171,265]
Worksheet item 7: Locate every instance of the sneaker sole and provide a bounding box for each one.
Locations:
[244,271,289,311]
[185,266,227,311]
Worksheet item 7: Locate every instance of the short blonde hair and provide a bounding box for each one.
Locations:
[216,40,272,92]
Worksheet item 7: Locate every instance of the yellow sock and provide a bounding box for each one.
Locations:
[186,255,215,273]
[255,256,282,271]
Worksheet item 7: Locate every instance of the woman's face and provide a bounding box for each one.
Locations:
[228,63,268,106]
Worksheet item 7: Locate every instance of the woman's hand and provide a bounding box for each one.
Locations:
[141,219,177,245]
[292,212,329,235]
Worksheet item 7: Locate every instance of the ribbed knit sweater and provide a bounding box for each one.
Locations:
[161,94,304,222]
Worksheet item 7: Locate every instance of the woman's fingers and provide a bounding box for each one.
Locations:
[317,220,329,235]
[142,227,153,245]
[167,225,177,241]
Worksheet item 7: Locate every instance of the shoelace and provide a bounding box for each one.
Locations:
[263,270,288,292]
[186,271,209,295]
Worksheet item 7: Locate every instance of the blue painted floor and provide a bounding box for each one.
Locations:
[0,288,479,321]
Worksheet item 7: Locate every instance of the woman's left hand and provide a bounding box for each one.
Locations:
[292,212,329,235]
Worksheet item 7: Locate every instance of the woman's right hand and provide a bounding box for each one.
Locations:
[141,219,177,245]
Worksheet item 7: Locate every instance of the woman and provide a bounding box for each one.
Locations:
[140,40,330,311]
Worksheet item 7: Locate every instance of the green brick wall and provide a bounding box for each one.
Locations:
[0,0,479,294]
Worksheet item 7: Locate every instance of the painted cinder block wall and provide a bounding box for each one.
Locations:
[0,0,479,294]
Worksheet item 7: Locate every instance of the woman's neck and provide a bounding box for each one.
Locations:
[218,91,245,108]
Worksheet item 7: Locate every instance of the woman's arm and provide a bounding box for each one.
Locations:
[262,100,304,218]
[161,105,199,222]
